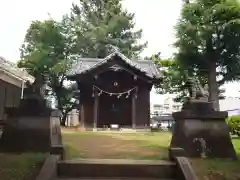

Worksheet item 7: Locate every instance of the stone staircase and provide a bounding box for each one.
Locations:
[55,158,177,180]
[36,119,197,180]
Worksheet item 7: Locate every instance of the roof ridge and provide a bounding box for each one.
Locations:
[0,56,34,82]
[79,58,103,61]
[67,51,162,79]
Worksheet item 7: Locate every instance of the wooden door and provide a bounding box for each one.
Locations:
[99,95,132,127]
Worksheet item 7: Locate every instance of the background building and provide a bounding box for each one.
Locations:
[150,88,181,116]
[150,86,240,117]
[0,57,34,121]
[219,97,240,116]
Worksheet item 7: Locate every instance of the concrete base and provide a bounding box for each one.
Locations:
[170,100,237,159]
[168,148,186,161]
[0,99,53,152]
[0,116,51,152]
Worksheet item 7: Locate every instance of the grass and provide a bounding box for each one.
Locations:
[191,158,240,180]
[0,152,47,180]
[62,129,240,180]
[191,135,240,180]
[232,135,240,155]
[62,130,171,160]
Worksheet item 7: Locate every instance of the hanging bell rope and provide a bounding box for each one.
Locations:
[93,85,137,98]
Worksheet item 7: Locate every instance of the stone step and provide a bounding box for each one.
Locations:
[57,159,176,179]
[57,178,176,180]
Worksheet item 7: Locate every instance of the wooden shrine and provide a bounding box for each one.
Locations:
[67,51,162,130]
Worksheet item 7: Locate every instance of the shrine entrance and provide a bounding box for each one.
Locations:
[67,51,162,130]
[98,94,132,128]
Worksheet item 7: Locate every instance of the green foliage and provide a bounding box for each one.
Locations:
[154,58,189,102]
[227,115,240,136]
[18,20,76,125]
[175,0,240,109]
[18,0,145,125]
[19,20,67,76]
[66,0,147,58]
[144,52,161,60]
[154,57,225,102]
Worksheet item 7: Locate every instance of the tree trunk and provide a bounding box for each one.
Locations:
[55,91,66,126]
[61,113,67,126]
[208,61,220,110]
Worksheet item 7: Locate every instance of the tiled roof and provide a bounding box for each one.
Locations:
[67,51,162,79]
[0,57,34,82]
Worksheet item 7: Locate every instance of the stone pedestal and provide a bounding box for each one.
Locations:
[0,99,53,152]
[170,100,237,159]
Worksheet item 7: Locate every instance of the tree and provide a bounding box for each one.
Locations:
[154,58,226,102]
[144,52,161,60]
[18,0,146,126]
[18,20,77,125]
[66,0,147,58]
[154,58,204,102]
[227,115,240,136]
[175,0,240,110]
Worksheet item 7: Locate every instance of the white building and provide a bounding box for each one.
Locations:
[0,57,34,121]
[150,86,240,117]
[150,87,181,116]
[219,97,240,116]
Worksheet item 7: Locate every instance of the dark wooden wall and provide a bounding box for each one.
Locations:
[136,86,151,128]
[77,65,152,129]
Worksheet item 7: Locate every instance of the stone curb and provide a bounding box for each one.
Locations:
[169,147,198,180]
[36,155,61,180]
[175,157,198,180]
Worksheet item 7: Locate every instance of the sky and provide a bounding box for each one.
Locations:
[0,0,239,98]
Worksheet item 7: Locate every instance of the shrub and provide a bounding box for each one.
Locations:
[227,116,240,136]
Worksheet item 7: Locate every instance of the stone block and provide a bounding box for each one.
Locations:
[175,157,198,180]
[36,155,61,180]
[170,100,237,159]
[169,147,186,161]
[0,99,57,152]
[0,116,51,152]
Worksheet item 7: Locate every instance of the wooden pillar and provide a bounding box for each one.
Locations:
[80,104,85,129]
[132,87,138,129]
[93,95,99,131]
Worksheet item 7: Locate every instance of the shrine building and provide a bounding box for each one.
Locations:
[67,51,162,130]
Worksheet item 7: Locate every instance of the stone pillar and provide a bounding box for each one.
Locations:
[170,100,237,159]
[71,109,79,127]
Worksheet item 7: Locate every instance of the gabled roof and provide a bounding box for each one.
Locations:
[67,51,162,80]
[0,56,34,83]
